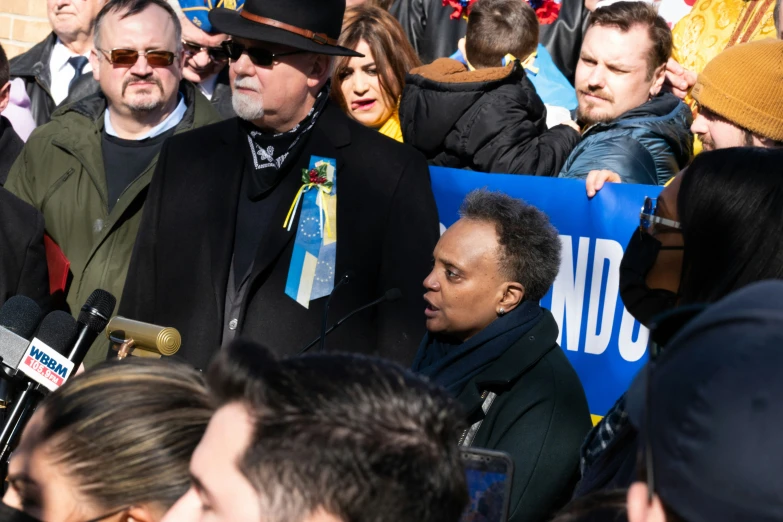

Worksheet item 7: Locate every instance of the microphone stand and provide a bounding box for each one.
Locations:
[300,289,400,355]
[318,271,353,353]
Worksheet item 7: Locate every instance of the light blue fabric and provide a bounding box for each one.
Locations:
[104,93,186,140]
[450,44,577,110]
[178,0,245,33]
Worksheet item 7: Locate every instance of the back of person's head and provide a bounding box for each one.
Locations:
[624,281,783,522]
[587,1,672,79]
[465,0,539,69]
[205,340,468,522]
[333,5,420,108]
[4,359,212,521]
[677,147,783,304]
[460,189,561,301]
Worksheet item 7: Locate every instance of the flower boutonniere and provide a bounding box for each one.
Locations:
[301,164,334,191]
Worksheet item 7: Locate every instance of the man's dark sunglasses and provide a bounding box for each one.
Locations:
[182,40,230,62]
[221,40,306,66]
[98,48,176,67]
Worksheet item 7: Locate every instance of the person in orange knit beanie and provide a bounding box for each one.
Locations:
[691,39,783,151]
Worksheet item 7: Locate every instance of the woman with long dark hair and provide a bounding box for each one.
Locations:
[572,147,783,515]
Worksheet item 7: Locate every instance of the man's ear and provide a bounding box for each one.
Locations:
[308,54,332,88]
[627,482,668,522]
[124,505,165,522]
[89,49,101,82]
[498,282,525,313]
[303,507,343,522]
[649,63,667,97]
[0,82,10,113]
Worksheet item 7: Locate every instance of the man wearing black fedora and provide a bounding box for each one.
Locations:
[119,0,440,369]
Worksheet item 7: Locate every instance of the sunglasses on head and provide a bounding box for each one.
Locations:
[182,40,230,62]
[221,40,306,67]
[98,48,176,67]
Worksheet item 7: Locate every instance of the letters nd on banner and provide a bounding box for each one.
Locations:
[429,167,663,417]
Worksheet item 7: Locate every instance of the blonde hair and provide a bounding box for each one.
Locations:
[38,359,212,512]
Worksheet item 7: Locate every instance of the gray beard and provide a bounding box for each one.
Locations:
[233,91,265,121]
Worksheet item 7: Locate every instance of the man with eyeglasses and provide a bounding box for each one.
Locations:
[5,0,220,367]
[120,0,440,370]
[177,0,238,119]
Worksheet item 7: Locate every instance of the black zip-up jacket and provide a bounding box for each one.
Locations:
[9,33,100,127]
[400,59,580,176]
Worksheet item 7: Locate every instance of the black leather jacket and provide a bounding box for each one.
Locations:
[9,33,100,127]
[390,0,589,84]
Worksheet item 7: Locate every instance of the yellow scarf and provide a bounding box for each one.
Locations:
[378,111,403,143]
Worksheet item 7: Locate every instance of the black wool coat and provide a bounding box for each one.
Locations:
[0,188,49,310]
[120,103,440,370]
[458,310,592,522]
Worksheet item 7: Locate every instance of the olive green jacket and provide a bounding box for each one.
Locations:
[6,81,220,367]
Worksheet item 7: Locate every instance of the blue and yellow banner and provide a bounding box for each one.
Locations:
[430,167,663,417]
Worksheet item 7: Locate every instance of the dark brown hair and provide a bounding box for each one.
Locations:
[465,0,540,69]
[332,5,420,114]
[94,0,182,50]
[587,1,672,80]
[207,340,468,522]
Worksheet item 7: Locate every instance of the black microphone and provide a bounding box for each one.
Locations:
[0,296,45,378]
[68,289,117,365]
[0,297,43,424]
[300,288,402,355]
[319,270,354,353]
[0,311,79,467]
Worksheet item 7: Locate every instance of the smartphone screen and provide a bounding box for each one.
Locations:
[460,448,514,522]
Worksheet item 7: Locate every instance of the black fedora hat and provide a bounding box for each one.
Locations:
[209,0,362,57]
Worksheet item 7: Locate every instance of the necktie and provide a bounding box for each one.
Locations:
[67,56,89,95]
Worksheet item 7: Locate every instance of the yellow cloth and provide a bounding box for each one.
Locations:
[378,111,403,143]
[671,0,777,154]
[672,0,777,103]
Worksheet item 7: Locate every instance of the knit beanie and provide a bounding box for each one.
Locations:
[692,39,783,142]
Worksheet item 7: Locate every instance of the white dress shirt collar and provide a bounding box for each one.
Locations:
[197,73,220,101]
[49,38,93,106]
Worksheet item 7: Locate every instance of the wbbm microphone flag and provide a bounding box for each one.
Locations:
[429,167,664,418]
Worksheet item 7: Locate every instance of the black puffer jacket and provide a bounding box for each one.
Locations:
[400,59,580,176]
[9,33,100,127]
[390,0,588,84]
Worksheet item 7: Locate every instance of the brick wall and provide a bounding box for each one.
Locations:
[0,0,50,59]
[0,1,183,59]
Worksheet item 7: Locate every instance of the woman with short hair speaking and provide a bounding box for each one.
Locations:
[413,189,592,522]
